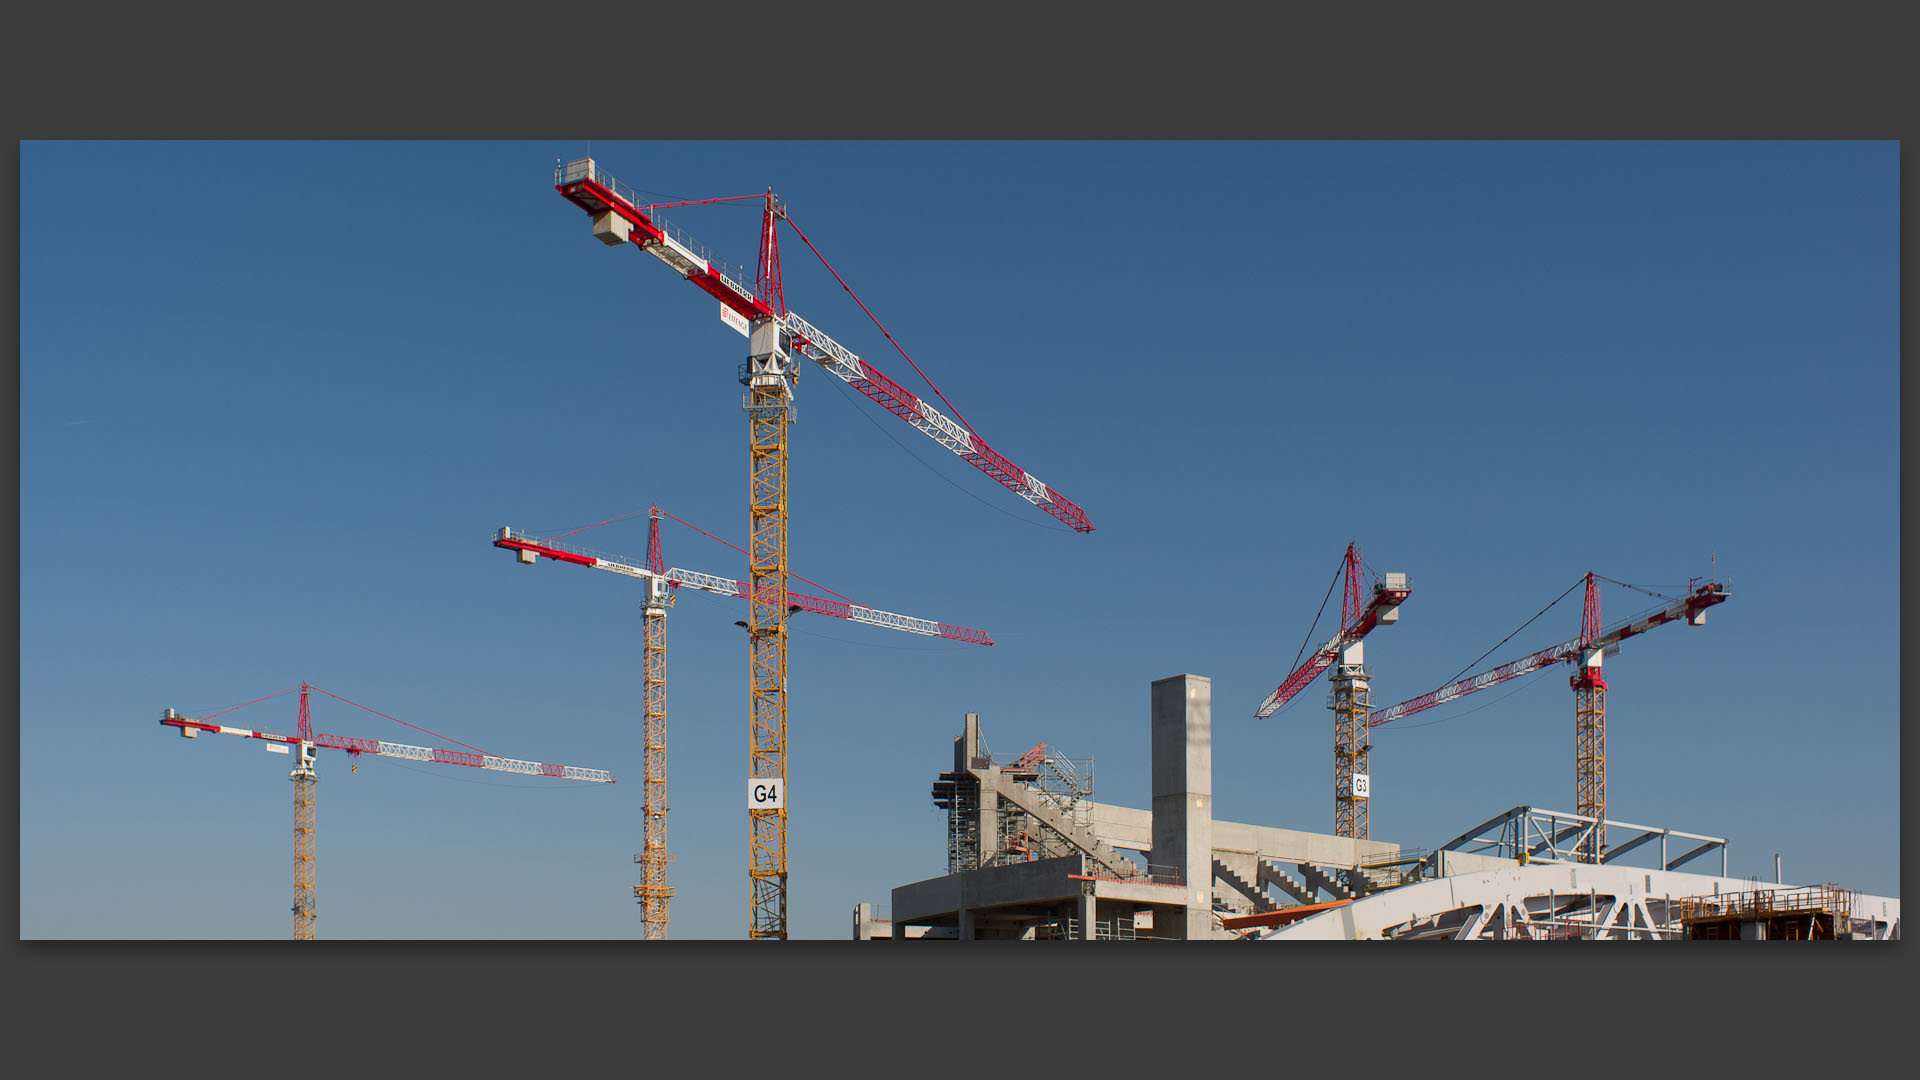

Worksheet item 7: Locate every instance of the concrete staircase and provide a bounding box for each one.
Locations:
[980,768,1142,880]
[1297,862,1358,902]
[1257,859,1319,905]
[1213,859,1278,914]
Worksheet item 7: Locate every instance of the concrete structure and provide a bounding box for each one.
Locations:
[877,675,1406,940]
[1151,675,1212,939]
[853,902,951,940]
[866,672,1900,942]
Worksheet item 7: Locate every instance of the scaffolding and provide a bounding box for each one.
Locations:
[932,738,1098,873]
[1676,883,1853,940]
[933,773,981,875]
[1034,912,1140,941]
[990,745,1094,868]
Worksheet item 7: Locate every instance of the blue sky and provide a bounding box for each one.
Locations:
[18,140,1898,939]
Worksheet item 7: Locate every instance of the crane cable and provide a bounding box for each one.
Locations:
[1288,552,1349,676]
[305,684,491,757]
[196,685,300,722]
[780,211,983,443]
[542,503,867,607]
[818,366,1074,533]
[1436,575,1586,689]
[1592,574,1682,603]
[653,508,861,606]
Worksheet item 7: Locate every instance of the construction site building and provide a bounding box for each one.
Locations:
[865,674,1900,942]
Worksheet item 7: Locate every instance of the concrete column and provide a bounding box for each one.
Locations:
[959,906,976,941]
[853,901,872,940]
[1079,890,1097,941]
[1151,674,1214,940]
[891,920,906,940]
[956,712,997,868]
[956,712,985,771]
[978,786,999,870]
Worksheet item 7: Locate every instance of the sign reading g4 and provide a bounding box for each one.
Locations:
[748,777,786,810]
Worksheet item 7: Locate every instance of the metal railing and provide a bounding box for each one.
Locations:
[1144,863,1185,887]
[555,157,759,303]
[496,528,638,571]
[1673,883,1852,926]
[1355,847,1429,890]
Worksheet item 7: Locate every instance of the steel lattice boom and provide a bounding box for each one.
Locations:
[494,528,994,645]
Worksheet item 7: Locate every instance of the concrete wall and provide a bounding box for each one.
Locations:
[1434,850,1520,877]
[1091,802,1399,869]
[1211,820,1398,867]
[891,854,1086,924]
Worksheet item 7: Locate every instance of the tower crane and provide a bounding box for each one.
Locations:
[1366,574,1730,862]
[1252,544,1411,839]
[161,682,613,939]
[494,511,992,939]
[552,156,1087,938]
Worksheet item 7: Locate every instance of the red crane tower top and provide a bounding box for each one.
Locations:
[1254,544,1412,719]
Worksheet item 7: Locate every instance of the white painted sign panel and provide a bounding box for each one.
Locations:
[748,777,785,810]
[1351,773,1370,799]
[264,743,290,755]
[721,302,750,337]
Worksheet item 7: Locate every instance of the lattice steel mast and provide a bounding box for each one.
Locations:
[1571,572,1607,862]
[636,508,674,938]
[745,308,793,937]
[292,683,317,940]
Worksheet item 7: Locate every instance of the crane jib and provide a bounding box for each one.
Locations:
[496,528,995,645]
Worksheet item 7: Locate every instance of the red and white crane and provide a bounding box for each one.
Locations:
[1252,544,1411,839]
[1366,574,1730,861]
[495,509,991,939]
[495,523,994,645]
[552,155,1081,938]
[554,160,1093,535]
[161,682,612,939]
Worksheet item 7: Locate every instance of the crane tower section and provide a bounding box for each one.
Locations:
[745,317,793,939]
[636,507,674,939]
